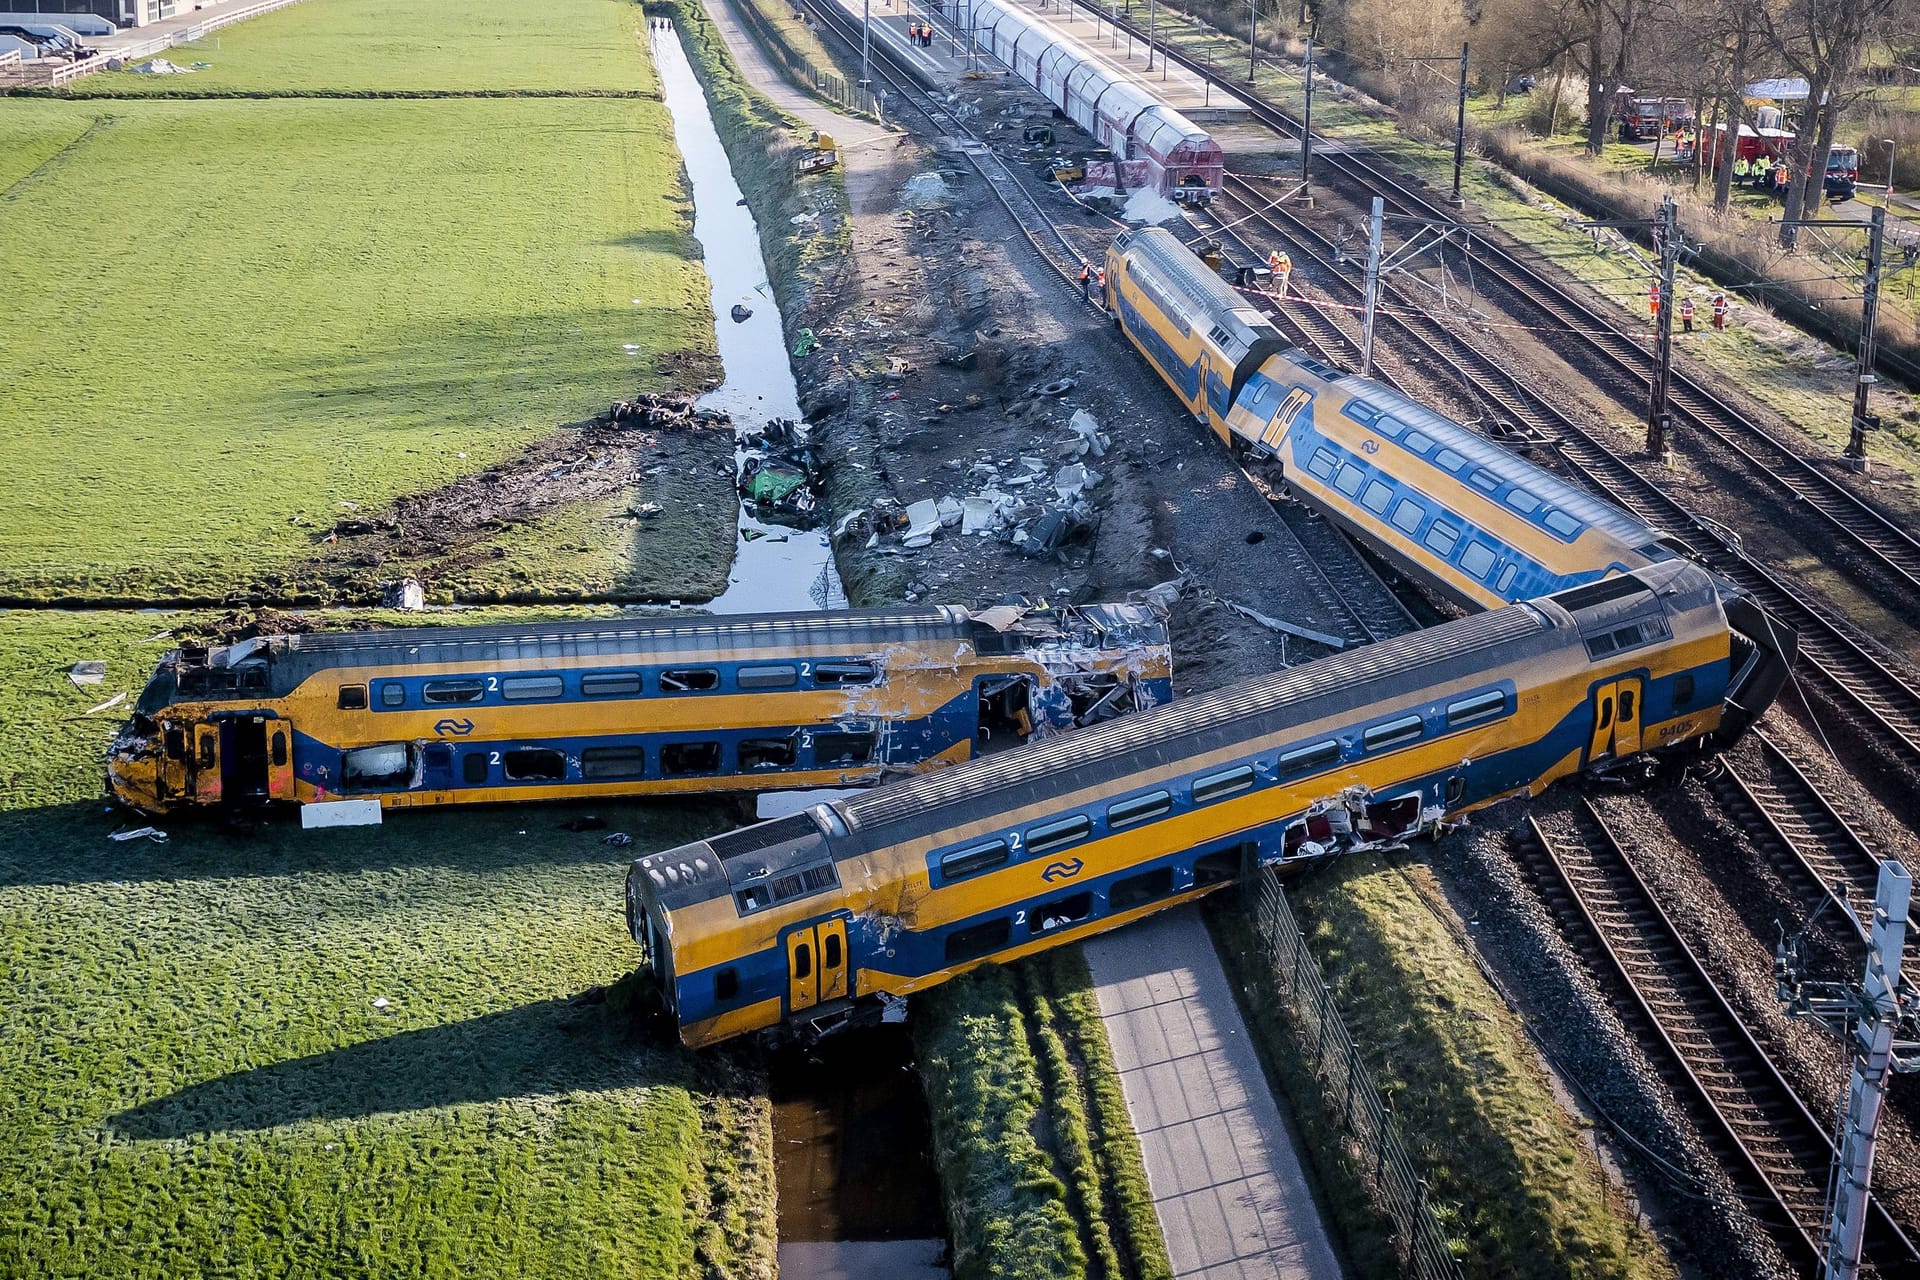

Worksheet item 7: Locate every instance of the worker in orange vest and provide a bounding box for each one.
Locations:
[1095,265,1107,301]
[1711,291,1729,331]
[1648,281,1661,322]
[1679,295,1696,333]
[1268,249,1292,300]
[1079,262,1091,299]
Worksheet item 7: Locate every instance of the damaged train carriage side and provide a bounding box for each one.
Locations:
[632,561,1779,1048]
[108,604,1170,815]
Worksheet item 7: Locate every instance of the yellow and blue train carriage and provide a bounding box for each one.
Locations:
[1105,227,1287,443]
[630,561,1793,1048]
[1224,349,1684,611]
[108,604,1171,815]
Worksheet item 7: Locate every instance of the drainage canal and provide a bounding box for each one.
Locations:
[651,25,844,613]
[771,1028,949,1278]
[652,27,946,1275]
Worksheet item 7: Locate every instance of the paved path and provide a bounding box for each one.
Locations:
[1083,906,1342,1280]
[696,0,892,151]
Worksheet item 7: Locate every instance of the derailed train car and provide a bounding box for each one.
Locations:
[952,0,1224,200]
[630,561,1795,1047]
[108,603,1170,815]
[1104,226,1794,694]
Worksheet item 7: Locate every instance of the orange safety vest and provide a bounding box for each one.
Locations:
[1079,264,1090,282]
[1649,286,1660,316]
[1680,297,1695,317]
[1096,267,1106,287]
[1711,294,1729,315]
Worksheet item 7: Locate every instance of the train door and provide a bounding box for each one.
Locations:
[1586,676,1644,763]
[192,723,222,804]
[266,721,294,800]
[784,917,850,1013]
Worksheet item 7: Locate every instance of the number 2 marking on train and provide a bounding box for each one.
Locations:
[486,677,498,692]
[488,752,501,765]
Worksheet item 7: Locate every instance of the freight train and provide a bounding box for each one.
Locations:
[107,604,1170,815]
[630,560,1792,1047]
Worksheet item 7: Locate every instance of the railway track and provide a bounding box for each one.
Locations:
[1513,800,1920,1274]
[1052,0,1920,603]
[1203,176,1920,776]
[796,0,1409,649]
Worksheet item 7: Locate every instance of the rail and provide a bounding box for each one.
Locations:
[1206,173,1920,775]
[1248,868,1464,1280]
[1514,801,1920,1272]
[1058,0,1920,602]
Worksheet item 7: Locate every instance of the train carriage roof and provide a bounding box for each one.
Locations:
[1284,355,1664,547]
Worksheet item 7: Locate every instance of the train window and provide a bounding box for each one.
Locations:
[1371,415,1407,438]
[1193,765,1255,803]
[338,685,368,710]
[1028,815,1091,854]
[1362,715,1424,752]
[463,752,490,784]
[1504,488,1541,516]
[1194,846,1249,885]
[1496,563,1519,594]
[739,736,798,769]
[792,942,812,980]
[272,732,288,768]
[824,931,842,969]
[1030,891,1094,933]
[714,969,739,1003]
[501,675,564,702]
[1434,448,1467,473]
[660,668,720,693]
[737,862,839,915]
[165,728,188,759]
[1278,740,1340,776]
[424,678,486,705]
[1390,499,1424,535]
[661,742,722,775]
[1306,449,1338,480]
[503,748,567,781]
[1343,400,1381,426]
[814,661,879,685]
[1333,464,1366,497]
[1110,867,1174,911]
[941,840,1010,882]
[945,917,1012,964]
[813,731,877,766]
[1446,690,1508,727]
[1402,430,1435,456]
[1460,541,1497,579]
[1544,510,1582,538]
[342,743,412,789]
[1107,790,1172,827]
[737,664,799,690]
[1361,480,1393,514]
[380,683,406,708]
[1423,521,1461,557]
[1247,380,1271,405]
[1674,674,1696,708]
[1468,467,1502,493]
[582,745,647,779]
[582,671,643,698]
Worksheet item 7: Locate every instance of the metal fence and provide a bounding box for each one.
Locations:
[723,0,877,117]
[1250,868,1464,1280]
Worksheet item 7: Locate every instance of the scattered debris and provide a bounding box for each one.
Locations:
[68,661,106,687]
[879,992,910,1023]
[85,692,128,717]
[730,303,754,323]
[902,498,943,547]
[129,57,192,74]
[109,826,169,843]
[604,393,726,430]
[1034,378,1075,398]
[792,328,818,357]
[1224,600,1348,649]
[301,798,384,829]
[381,577,426,611]
[602,832,634,847]
[1067,409,1109,457]
[903,172,953,207]
[1121,188,1182,225]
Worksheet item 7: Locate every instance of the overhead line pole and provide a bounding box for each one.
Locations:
[1300,37,1313,204]
[1848,203,1886,471]
[1360,197,1383,377]
[1451,41,1468,204]
[1648,194,1678,462]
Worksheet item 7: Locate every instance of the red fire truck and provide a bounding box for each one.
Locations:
[1705,124,1859,198]
[1615,96,1694,141]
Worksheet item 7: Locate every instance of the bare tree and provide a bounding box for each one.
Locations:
[1762,0,1898,243]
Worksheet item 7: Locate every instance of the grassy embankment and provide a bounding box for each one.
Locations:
[1209,854,1673,1280]
[914,952,1171,1280]
[0,609,775,1279]
[0,0,733,605]
[1134,1,1920,475]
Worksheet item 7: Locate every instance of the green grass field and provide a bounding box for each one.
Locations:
[0,0,723,604]
[71,0,654,96]
[0,609,774,1279]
